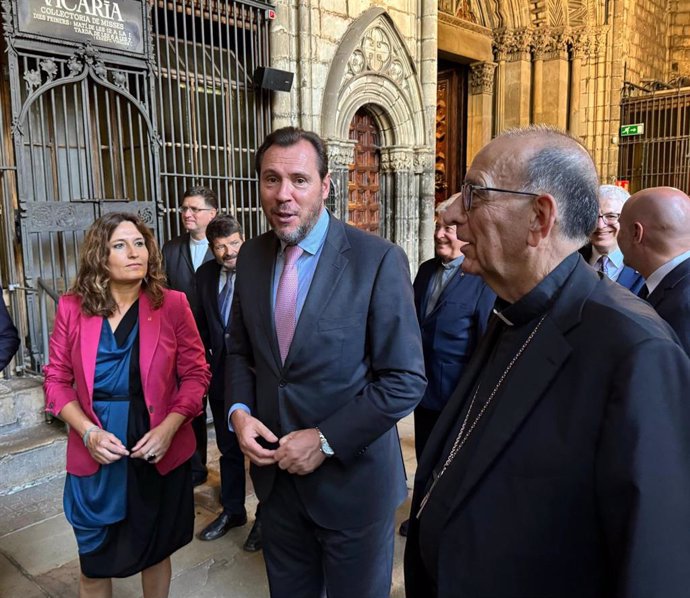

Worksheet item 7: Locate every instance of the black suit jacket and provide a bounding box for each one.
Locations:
[227,215,426,530]
[195,259,231,400]
[405,256,690,598]
[0,291,19,371]
[162,233,213,317]
[413,259,495,412]
[647,258,690,355]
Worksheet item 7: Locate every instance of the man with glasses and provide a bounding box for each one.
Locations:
[405,126,690,598]
[579,184,645,293]
[194,215,262,550]
[163,186,218,486]
[618,186,690,354]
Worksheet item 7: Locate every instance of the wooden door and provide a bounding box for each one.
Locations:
[348,108,381,234]
[436,62,468,205]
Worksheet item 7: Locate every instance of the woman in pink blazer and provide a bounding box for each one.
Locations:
[44,212,210,598]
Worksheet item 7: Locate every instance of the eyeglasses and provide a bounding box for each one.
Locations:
[213,241,242,252]
[460,183,539,212]
[179,206,215,215]
[597,212,621,225]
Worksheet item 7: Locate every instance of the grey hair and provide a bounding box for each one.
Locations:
[598,184,630,205]
[435,196,458,214]
[499,126,600,241]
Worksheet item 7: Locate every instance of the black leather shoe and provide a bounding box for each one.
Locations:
[192,470,208,487]
[243,517,262,552]
[198,512,247,541]
[399,518,409,537]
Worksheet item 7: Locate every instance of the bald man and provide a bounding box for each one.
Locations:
[618,186,690,354]
[579,184,645,293]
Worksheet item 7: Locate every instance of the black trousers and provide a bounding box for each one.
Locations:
[414,405,442,462]
[190,396,208,476]
[261,470,395,598]
[208,397,247,515]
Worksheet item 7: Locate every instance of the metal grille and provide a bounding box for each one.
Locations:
[152,0,271,240]
[618,88,690,194]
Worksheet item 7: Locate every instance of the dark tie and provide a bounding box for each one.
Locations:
[638,284,650,300]
[596,255,610,278]
[275,245,303,363]
[218,272,234,326]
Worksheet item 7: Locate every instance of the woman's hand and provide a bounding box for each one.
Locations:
[130,413,185,464]
[86,428,129,464]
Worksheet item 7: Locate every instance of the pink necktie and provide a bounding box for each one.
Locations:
[275,245,303,363]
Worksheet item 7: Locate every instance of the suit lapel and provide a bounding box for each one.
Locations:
[648,259,690,308]
[283,219,350,370]
[179,234,194,274]
[252,234,283,370]
[79,311,104,400]
[138,292,160,394]
[427,268,464,319]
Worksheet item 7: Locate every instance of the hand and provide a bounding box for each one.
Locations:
[86,428,129,465]
[231,410,279,466]
[275,429,326,475]
[130,420,177,464]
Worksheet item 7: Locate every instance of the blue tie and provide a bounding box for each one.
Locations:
[218,273,234,326]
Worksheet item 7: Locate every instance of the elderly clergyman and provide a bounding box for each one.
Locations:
[404,126,690,598]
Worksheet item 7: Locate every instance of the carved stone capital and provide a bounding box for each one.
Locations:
[413,148,434,174]
[380,147,414,172]
[325,140,356,170]
[570,28,593,59]
[494,29,532,62]
[469,61,496,95]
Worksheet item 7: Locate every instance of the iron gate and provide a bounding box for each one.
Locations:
[0,0,272,374]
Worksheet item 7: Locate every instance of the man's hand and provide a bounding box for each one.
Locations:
[275,428,326,475]
[231,409,279,466]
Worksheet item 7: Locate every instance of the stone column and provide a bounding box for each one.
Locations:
[569,30,591,139]
[325,139,356,221]
[493,32,508,134]
[468,61,496,167]
[502,29,532,128]
[414,148,436,267]
[541,31,569,128]
[381,147,416,269]
[532,31,547,123]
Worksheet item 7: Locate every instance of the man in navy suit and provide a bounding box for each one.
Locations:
[580,184,645,293]
[195,215,262,550]
[618,186,690,354]
[399,196,494,537]
[163,186,218,485]
[405,126,690,598]
[227,127,426,598]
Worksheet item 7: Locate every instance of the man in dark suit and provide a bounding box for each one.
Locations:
[399,195,494,537]
[195,215,262,551]
[405,126,690,598]
[618,186,690,354]
[0,290,19,372]
[579,184,645,293]
[162,186,218,485]
[227,127,426,598]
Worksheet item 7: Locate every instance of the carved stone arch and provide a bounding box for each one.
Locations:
[321,8,426,148]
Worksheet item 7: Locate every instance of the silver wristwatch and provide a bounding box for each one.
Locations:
[316,428,334,457]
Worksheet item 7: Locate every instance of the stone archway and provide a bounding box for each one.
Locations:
[321,8,434,270]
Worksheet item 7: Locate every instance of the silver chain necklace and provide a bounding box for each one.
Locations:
[417,313,548,518]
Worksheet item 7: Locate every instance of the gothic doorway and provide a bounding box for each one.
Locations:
[436,61,469,204]
[348,107,381,234]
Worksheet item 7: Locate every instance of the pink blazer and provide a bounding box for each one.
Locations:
[44,289,210,476]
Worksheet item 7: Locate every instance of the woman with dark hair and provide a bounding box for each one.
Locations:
[44,212,210,598]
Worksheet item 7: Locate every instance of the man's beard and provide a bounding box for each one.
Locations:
[274,205,323,245]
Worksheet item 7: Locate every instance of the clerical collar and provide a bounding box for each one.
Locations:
[492,252,579,327]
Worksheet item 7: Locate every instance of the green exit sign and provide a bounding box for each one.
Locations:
[620,123,645,137]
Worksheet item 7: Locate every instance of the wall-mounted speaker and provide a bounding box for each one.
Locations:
[254,67,294,92]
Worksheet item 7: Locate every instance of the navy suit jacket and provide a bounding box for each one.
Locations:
[0,292,19,371]
[413,258,495,411]
[195,260,232,401]
[647,258,690,355]
[579,244,645,294]
[405,256,690,598]
[227,215,426,529]
[162,233,214,317]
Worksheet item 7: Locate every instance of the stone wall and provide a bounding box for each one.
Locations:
[669,0,690,79]
[623,0,671,85]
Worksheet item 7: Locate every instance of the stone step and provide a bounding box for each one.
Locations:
[0,422,67,496]
[0,376,47,432]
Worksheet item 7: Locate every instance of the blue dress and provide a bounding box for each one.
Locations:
[63,302,194,578]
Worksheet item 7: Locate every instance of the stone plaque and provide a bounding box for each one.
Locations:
[17,0,144,54]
